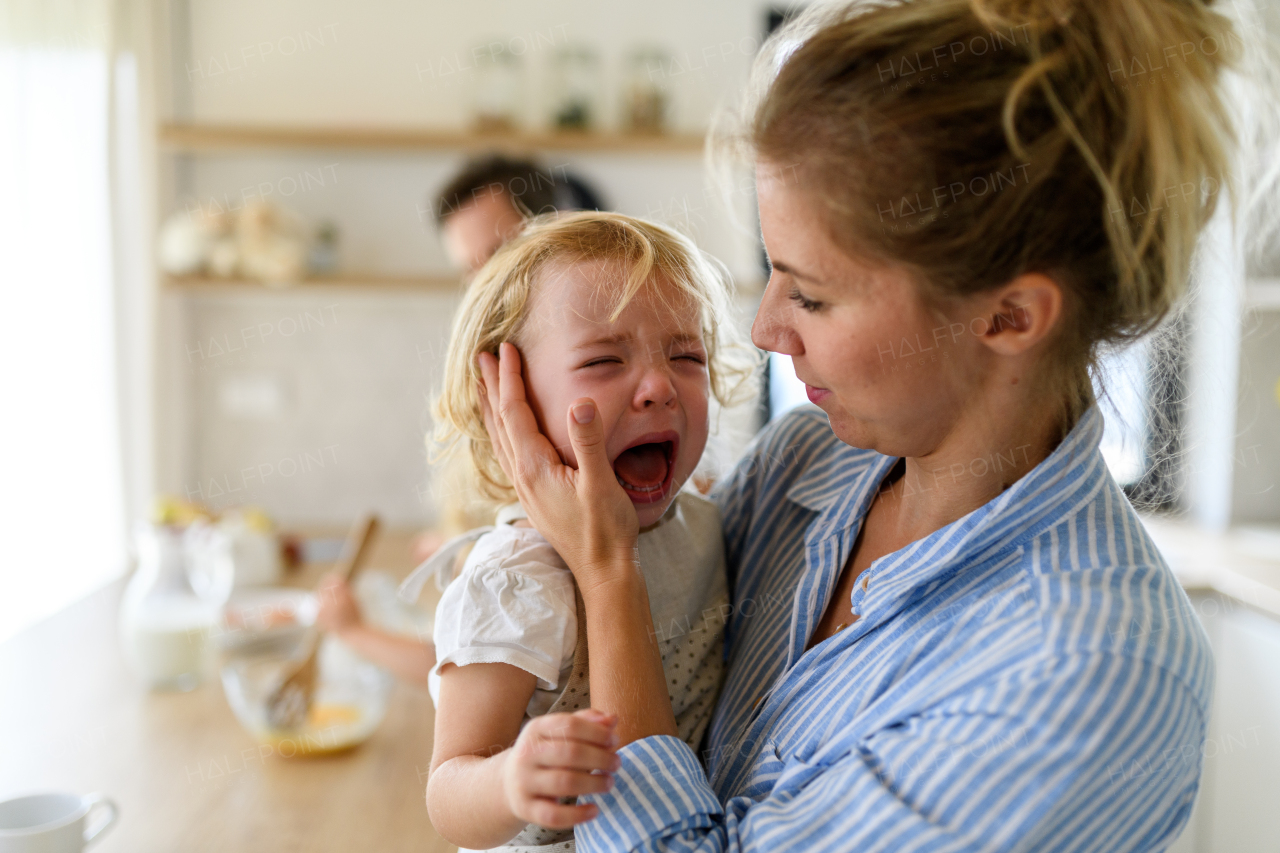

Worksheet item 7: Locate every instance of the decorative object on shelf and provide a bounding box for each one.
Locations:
[549,45,601,131]
[308,221,341,275]
[207,230,240,277]
[157,208,230,275]
[470,43,523,132]
[623,47,670,134]
[237,200,308,286]
[156,200,310,286]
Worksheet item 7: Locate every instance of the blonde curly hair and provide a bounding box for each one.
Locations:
[431,210,760,504]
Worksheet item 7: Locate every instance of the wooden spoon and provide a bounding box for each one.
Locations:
[265,514,380,731]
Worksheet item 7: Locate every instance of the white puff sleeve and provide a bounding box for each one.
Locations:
[430,527,578,697]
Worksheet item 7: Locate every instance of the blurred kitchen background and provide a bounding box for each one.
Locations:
[1,1,1278,851]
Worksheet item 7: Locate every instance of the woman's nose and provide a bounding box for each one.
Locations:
[751,273,803,355]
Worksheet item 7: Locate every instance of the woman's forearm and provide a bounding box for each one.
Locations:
[580,559,678,746]
[427,751,526,849]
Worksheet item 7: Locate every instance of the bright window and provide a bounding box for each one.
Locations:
[0,24,127,641]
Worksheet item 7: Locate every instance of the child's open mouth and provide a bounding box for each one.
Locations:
[611,433,678,505]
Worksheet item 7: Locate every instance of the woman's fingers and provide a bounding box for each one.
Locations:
[478,343,563,491]
[477,352,514,478]
[495,342,560,482]
[563,398,615,498]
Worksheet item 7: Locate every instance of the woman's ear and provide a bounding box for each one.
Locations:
[976,272,1063,356]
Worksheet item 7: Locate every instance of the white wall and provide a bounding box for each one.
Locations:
[168,0,772,279]
[155,0,778,525]
[180,0,764,134]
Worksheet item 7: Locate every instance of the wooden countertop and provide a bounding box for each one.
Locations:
[0,529,455,853]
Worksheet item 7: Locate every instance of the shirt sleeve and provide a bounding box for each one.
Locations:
[431,549,577,691]
[576,653,1206,853]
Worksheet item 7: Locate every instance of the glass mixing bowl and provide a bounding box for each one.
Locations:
[217,589,393,756]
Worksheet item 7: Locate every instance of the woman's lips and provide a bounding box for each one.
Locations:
[805,384,831,404]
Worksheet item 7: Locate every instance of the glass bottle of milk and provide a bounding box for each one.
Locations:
[119,524,221,691]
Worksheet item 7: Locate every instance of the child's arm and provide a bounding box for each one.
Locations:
[316,574,435,685]
[427,661,619,850]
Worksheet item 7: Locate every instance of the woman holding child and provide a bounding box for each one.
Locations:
[430,0,1277,850]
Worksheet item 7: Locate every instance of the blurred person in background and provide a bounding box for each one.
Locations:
[436,154,605,276]
[316,155,604,681]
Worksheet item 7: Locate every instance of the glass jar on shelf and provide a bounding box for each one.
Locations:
[470,43,523,132]
[623,47,671,134]
[549,45,601,132]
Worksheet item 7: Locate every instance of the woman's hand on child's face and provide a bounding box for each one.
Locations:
[502,708,621,830]
[315,573,362,633]
[478,343,640,592]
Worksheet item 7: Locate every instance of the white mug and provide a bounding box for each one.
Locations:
[0,793,117,853]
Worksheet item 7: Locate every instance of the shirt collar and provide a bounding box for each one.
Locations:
[789,405,1108,581]
[784,442,886,513]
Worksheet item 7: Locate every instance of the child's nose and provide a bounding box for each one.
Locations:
[635,365,677,408]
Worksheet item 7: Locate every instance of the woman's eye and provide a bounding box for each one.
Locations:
[788,288,823,313]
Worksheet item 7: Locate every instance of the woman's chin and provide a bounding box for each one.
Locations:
[824,408,876,452]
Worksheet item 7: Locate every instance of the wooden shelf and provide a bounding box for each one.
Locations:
[159,123,706,155]
[163,273,460,291]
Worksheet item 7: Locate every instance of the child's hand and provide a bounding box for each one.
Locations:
[315,573,362,634]
[502,708,621,830]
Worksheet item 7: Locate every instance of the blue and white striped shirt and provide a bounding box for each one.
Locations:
[578,404,1213,853]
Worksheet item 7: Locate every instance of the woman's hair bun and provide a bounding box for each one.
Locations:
[726,0,1280,429]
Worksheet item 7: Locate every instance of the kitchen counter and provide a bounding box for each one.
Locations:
[0,529,455,853]
[4,517,1276,852]
[1140,514,1280,619]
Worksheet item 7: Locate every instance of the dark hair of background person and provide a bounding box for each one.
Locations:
[434,154,604,226]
